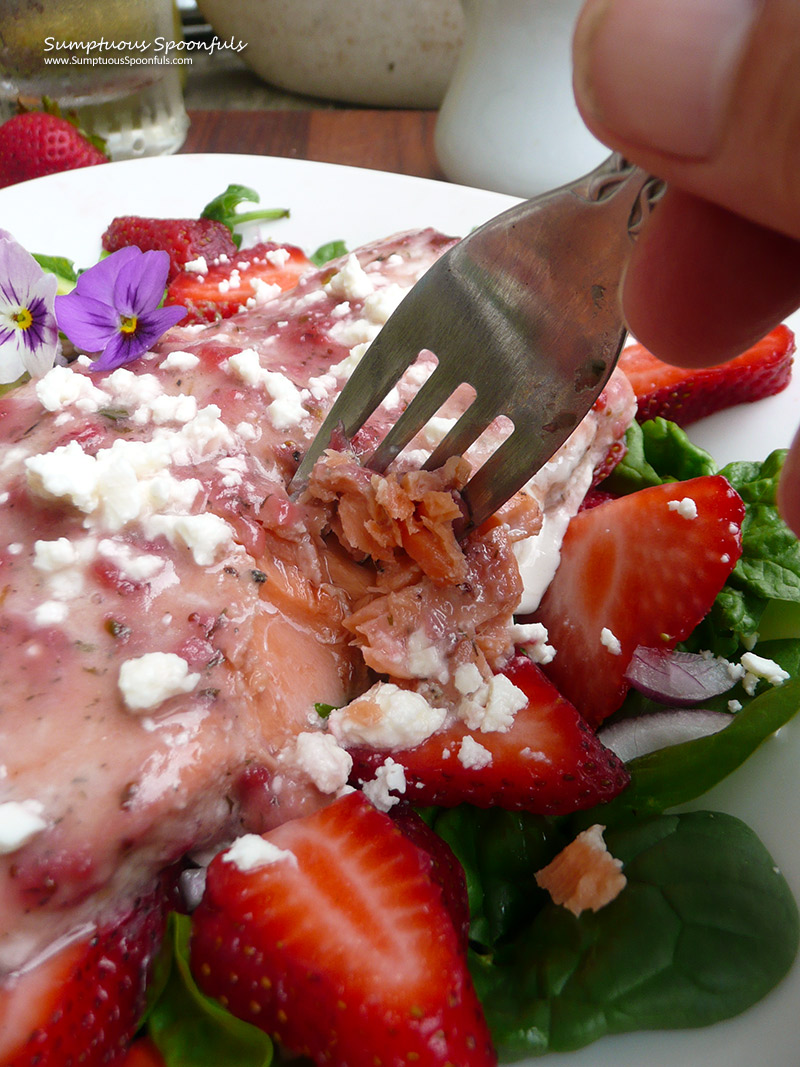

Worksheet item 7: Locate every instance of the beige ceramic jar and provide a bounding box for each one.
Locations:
[196,0,464,107]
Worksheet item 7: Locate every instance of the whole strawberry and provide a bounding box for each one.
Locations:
[0,111,107,188]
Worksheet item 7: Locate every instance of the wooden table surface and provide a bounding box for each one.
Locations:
[181,109,446,182]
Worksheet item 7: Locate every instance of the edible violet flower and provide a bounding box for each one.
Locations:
[0,229,59,384]
[55,247,186,372]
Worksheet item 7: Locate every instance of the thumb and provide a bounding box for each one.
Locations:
[572,0,800,242]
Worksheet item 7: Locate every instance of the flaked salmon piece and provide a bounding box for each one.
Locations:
[0,227,635,985]
[535,824,627,916]
[343,521,524,707]
[304,450,473,583]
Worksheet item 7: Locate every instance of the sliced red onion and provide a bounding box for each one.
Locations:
[624,646,737,706]
[598,709,735,762]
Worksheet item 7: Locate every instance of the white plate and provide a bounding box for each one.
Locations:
[1,154,798,1067]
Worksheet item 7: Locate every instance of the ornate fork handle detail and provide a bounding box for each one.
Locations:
[582,153,666,238]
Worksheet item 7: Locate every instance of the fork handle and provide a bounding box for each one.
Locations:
[575,153,666,238]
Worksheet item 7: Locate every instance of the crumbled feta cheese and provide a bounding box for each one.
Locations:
[33,537,78,572]
[291,732,353,794]
[171,404,234,459]
[97,539,165,581]
[222,350,308,430]
[235,421,259,442]
[104,368,163,410]
[406,629,449,682]
[419,415,457,449]
[35,365,109,414]
[137,393,198,426]
[329,682,447,750]
[458,673,528,733]
[160,350,200,372]
[454,662,483,697]
[34,600,68,626]
[0,800,47,854]
[668,497,698,519]
[361,758,406,812]
[740,652,790,696]
[330,342,370,380]
[458,735,493,769]
[324,253,374,301]
[183,256,208,274]
[265,247,291,269]
[249,277,281,304]
[223,834,297,872]
[143,513,235,566]
[362,283,406,325]
[508,621,556,664]
[118,652,201,712]
[601,627,622,656]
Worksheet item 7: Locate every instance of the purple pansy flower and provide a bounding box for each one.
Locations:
[0,231,59,384]
[55,247,186,372]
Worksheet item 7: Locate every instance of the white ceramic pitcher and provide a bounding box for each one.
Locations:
[435,0,607,196]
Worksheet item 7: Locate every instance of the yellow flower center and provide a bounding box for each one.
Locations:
[12,308,33,331]
[119,315,138,335]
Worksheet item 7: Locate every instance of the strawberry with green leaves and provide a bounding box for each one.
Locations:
[0,110,107,188]
[99,184,312,322]
[191,791,496,1067]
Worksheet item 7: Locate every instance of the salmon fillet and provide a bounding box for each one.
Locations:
[0,228,635,978]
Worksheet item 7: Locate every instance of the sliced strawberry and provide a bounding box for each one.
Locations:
[101,216,239,283]
[389,802,471,949]
[349,656,629,815]
[165,242,313,324]
[190,791,496,1067]
[532,475,745,726]
[0,888,167,1067]
[619,325,795,426]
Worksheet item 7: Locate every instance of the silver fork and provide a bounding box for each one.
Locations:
[290,154,665,528]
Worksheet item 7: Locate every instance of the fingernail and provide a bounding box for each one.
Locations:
[574,0,759,159]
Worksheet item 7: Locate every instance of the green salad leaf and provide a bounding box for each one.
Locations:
[201,184,289,246]
[471,811,798,1058]
[31,253,78,294]
[146,913,273,1067]
[310,239,348,267]
[603,417,717,494]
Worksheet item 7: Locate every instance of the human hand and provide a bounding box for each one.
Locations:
[572,0,800,535]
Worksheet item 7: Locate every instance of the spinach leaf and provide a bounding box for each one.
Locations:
[431,807,567,948]
[603,418,717,495]
[147,913,273,1067]
[201,184,289,245]
[724,451,800,603]
[310,239,348,267]
[686,450,800,654]
[473,811,799,1058]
